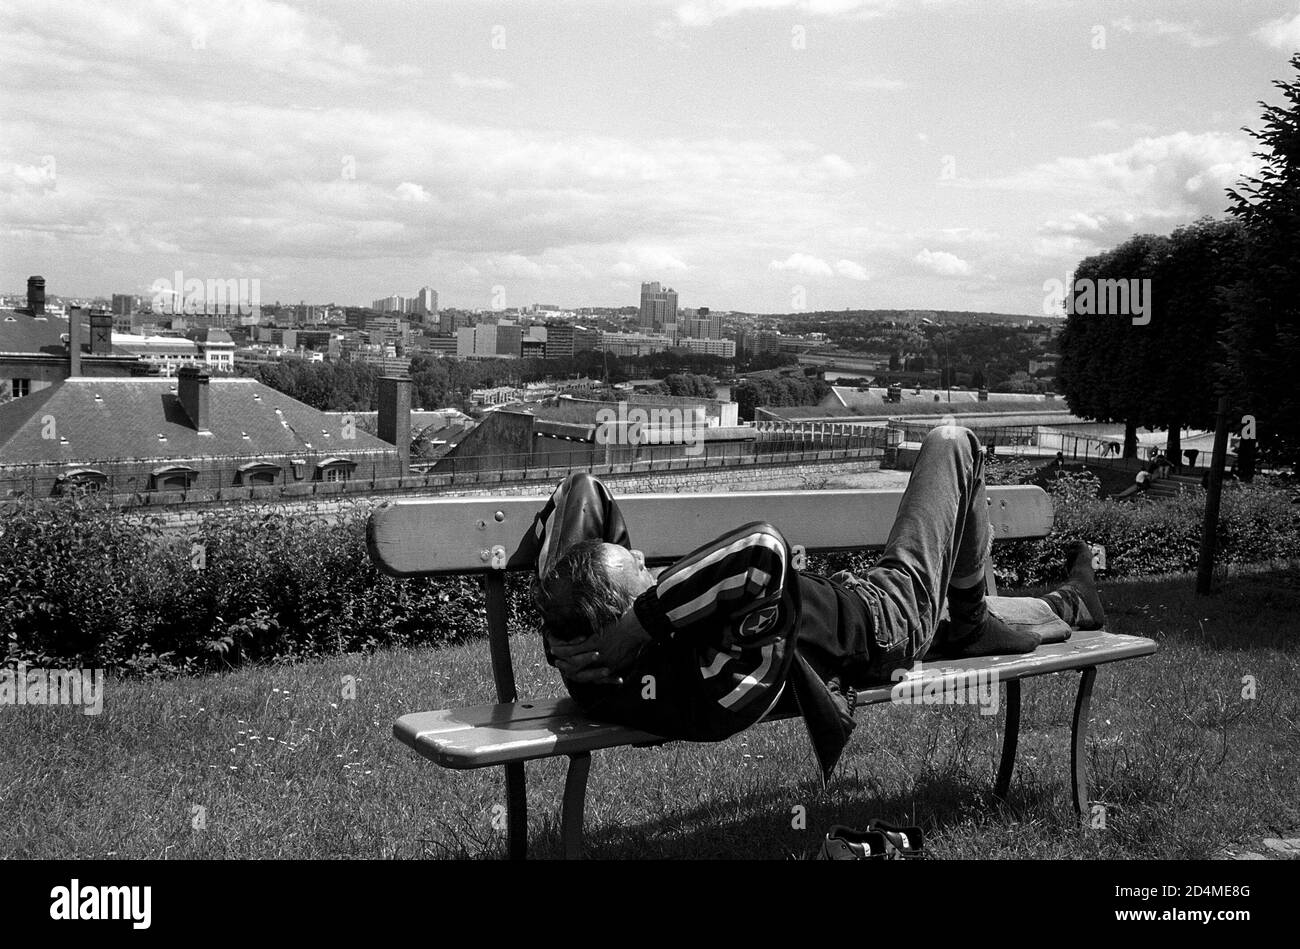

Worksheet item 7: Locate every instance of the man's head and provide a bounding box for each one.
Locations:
[533,540,655,643]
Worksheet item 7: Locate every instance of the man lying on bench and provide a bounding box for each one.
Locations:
[523,425,1106,781]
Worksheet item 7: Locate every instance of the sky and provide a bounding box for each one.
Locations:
[1,0,1296,315]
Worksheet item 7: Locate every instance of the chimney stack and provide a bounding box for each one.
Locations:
[377,375,412,475]
[26,275,45,315]
[177,365,211,432]
[68,305,82,377]
[89,311,113,355]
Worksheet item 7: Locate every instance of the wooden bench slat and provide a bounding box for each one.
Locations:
[394,697,664,769]
[393,630,1156,769]
[368,485,1055,577]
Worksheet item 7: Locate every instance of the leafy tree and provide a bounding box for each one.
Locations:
[1222,52,1300,464]
[1145,217,1248,461]
[1057,234,1168,458]
[734,374,830,421]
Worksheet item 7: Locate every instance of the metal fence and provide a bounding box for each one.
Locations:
[890,421,1128,465]
[1,432,890,507]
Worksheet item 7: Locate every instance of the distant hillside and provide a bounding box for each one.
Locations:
[763,309,1056,326]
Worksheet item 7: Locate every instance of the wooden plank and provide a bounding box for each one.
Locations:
[367,485,1055,577]
[393,631,1155,769]
[873,630,1156,704]
[393,697,665,769]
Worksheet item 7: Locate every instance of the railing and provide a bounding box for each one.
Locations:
[427,430,888,479]
[0,433,889,508]
[889,421,1128,466]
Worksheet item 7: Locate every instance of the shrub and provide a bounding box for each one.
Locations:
[1,496,489,675]
[4,481,1297,675]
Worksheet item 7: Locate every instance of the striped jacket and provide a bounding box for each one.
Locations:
[630,521,797,728]
[523,474,857,772]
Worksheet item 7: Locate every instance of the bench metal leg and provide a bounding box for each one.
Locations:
[995,678,1021,799]
[504,761,528,860]
[561,753,592,860]
[1071,666,1097,817]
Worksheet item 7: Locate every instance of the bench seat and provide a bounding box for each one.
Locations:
[374,485,1159,858]
[395,630,1157,770]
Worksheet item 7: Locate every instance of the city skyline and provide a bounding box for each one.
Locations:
[1,0,1294,314]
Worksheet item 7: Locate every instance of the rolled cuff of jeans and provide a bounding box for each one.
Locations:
[633,588,675,643]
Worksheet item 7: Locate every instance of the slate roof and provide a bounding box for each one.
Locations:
[0,309,76,357]
[0,377,395,465]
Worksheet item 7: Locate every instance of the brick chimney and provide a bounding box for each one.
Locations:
[89,311,113,355]
[27,275,44,315]
[377,375,412,474]
[177,365,211,432]
[68,305,82,377]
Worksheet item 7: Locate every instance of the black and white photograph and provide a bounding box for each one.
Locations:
[0,0,1296,924]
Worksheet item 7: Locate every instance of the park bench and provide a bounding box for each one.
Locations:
[369,486,1158,859]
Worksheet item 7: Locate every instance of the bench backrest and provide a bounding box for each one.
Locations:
[367,486,1055,703]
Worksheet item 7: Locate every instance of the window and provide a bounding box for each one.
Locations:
[150,466,199,491]
[56,469,108,495]
[237,462,282,486]
[12,379,30,398]
[315,457,357,483]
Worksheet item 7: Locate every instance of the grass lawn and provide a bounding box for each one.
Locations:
[3,562,1297,860]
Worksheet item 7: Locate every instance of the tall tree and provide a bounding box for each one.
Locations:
[1146,218,1249,462]
[1057,234,1167,458]
[1222,52,1300,464]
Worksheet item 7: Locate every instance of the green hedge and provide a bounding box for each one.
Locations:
[817,471,1300,589]
[3,479,1298,675]
[0,497,497,675]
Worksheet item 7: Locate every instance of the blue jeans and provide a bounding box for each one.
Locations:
[829,425,992,676]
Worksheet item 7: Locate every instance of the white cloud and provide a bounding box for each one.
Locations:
[450,72,516,91]
[393,182,430,202]
[819,154,857,178]
[1088,119,1159,135]
[610,246,690,276]
[770,253,834,276]
[835,259,869,280]
[0,0,420,87]
[977,132,1259,223]
[1255,9,1300,49]
[1112,17,1230,49]
[674,0,903,28]
[914,249,971,276]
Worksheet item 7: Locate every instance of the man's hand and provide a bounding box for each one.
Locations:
[547,608,653,686]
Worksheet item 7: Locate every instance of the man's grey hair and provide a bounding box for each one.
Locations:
[533,539,637,643]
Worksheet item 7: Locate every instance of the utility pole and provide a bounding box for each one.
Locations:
[1196,395,1231,595]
